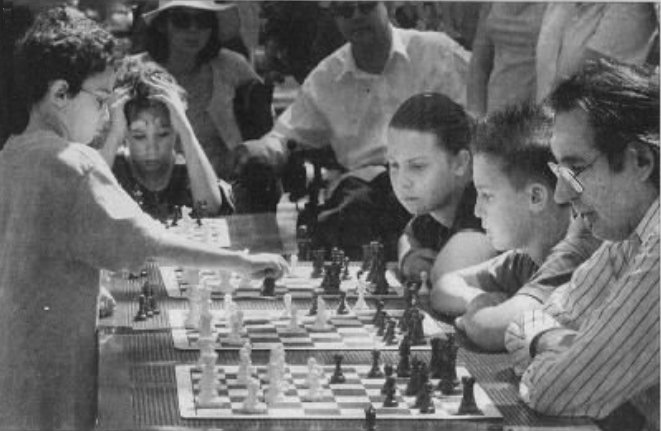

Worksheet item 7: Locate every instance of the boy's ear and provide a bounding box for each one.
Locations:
[47,80,71,109]
[453,149,471,176]
[627,141,656,184]
[527,182,549,212]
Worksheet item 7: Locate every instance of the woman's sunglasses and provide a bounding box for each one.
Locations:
[331,2,378,19]
[168,10,215,30]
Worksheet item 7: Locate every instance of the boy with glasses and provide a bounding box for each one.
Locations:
[506,59,659,429]
[235,1,469,260]
[0,7,286,429]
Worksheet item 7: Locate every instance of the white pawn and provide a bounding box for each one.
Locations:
[218,270,233,293]
[223,293,234,320]
[305,357,324,401]
[240,376,266,413]
[184,284,202,329]
[226,309,245,344]
[289,254,299,275]
[196,336,216,370]
[313,296,331,330]
[287,307,303,332]
[281,293,293,318]
[418,271,430,295]
[353,279,368,312]
[199,307,214,339]
[237,342,253,385]
[197,351,223,408]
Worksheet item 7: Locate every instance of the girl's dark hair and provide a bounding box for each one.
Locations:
[389,92,472,154]
[144,8,221,67]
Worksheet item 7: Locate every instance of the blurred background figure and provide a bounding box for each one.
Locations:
[468,3,546,117]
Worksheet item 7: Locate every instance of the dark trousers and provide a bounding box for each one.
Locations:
[311,172,411,261]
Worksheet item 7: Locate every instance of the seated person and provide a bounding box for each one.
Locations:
[101,58,233,221]
[0,7,287,429]
[431,103,601,351]
[235,2,469,259]
[387,93,496,284]
[505,60,659,427]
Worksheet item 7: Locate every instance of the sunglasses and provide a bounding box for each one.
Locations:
[331,2,378,19]
[168,10,215,30]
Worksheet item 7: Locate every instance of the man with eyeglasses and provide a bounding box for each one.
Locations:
[505,59,659,429]
[235,1,469,260]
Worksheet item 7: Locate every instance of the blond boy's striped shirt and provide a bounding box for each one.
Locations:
[513,199,659,423]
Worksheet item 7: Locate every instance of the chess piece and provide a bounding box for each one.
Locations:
[372,300,385,325]
[383,319,396,345]
[289,253,299,273]
[281,293,293,318]
[311,249,325,278]
[381,364,398,407]
[342,256,351,280]
[437,334,460,394]
[396,333,411,377]
[313,296,331,330]
[304,357,324,401]
[196,351,222,408]
[367,349,384,378]
[409,309,427,346]
[364,405,377,431]
[418,381,436,413]
[240,376,266,413]
[361,244,373,272]
[237,342,253,384]
[353,276,369,311]
[261,276,276,297]
[134,294,147,321]
[330,354,346,384]
[296,225,312,261]
[199,308,214,339]
[336,291,349,315]
[405,357,421,396]
[413,362,430,408]
[308,293,319,316]
[457,376,482,415]
[226,309,245,344]
[376,313,389,337]
[288,307,303,331]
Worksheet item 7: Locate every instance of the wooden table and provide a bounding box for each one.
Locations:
[95,212,599,431]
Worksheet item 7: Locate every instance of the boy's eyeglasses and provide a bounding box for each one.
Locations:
[168,10,215,30]
[547,153,603,194]
[331,2,378,19]
[80,88,110,111]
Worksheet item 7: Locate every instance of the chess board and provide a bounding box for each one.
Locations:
[160,262,403,299]
[165,218,231,248]
[168,308,447,351]
[175,364,502,420]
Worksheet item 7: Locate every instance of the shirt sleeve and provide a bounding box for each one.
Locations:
[517,234,660,419]
[272,73,333,150]
[67,156,166,273]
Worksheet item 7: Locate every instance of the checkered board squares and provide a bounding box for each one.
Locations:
[160,262,402,299]
[168,308,446,351]
[166,218,231,248]
[175,364,502,420]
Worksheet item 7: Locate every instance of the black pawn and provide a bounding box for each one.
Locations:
[342,256,351,280]
[396,334,411,378]
[404,357,421,396]
[261,276,276,297]
[367,349,384,378]
[308,293,318,316]
[336,291,349,315]
[381,365,398,407]
[418,381,436,414]
[364,405,376,431]
[430,337,443,379]
[330,354,346,384]
[410,310,426,346]
[383,319,396,345]
[311,249,325,278]
[457,376,482,415]
[376,312,389,337]
[134,294,147,321]
[149,295,160,315]
[414,362,430,408]
[372,300,385,325]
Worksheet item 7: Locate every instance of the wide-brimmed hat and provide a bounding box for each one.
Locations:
[142,0,236,25]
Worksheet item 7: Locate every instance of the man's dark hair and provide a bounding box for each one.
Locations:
[144,9,221,67]
[14,6,117,108]
[545,58,660,188]
[471,102,556,190]
[389,92,472,154]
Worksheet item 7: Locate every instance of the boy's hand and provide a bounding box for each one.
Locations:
[455,291,509,331]
[146,74,191,138]
[98,285,116,319]
[400,248,437,281]
[105,87,131,143]
[239,253,289,280]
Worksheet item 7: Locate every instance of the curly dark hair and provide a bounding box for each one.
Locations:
[389,92,472,155]
[545,58,659,188]
[144,8,222,67]
[471,102,556,190]
[114,57,187,122]
[14,6,118,108]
